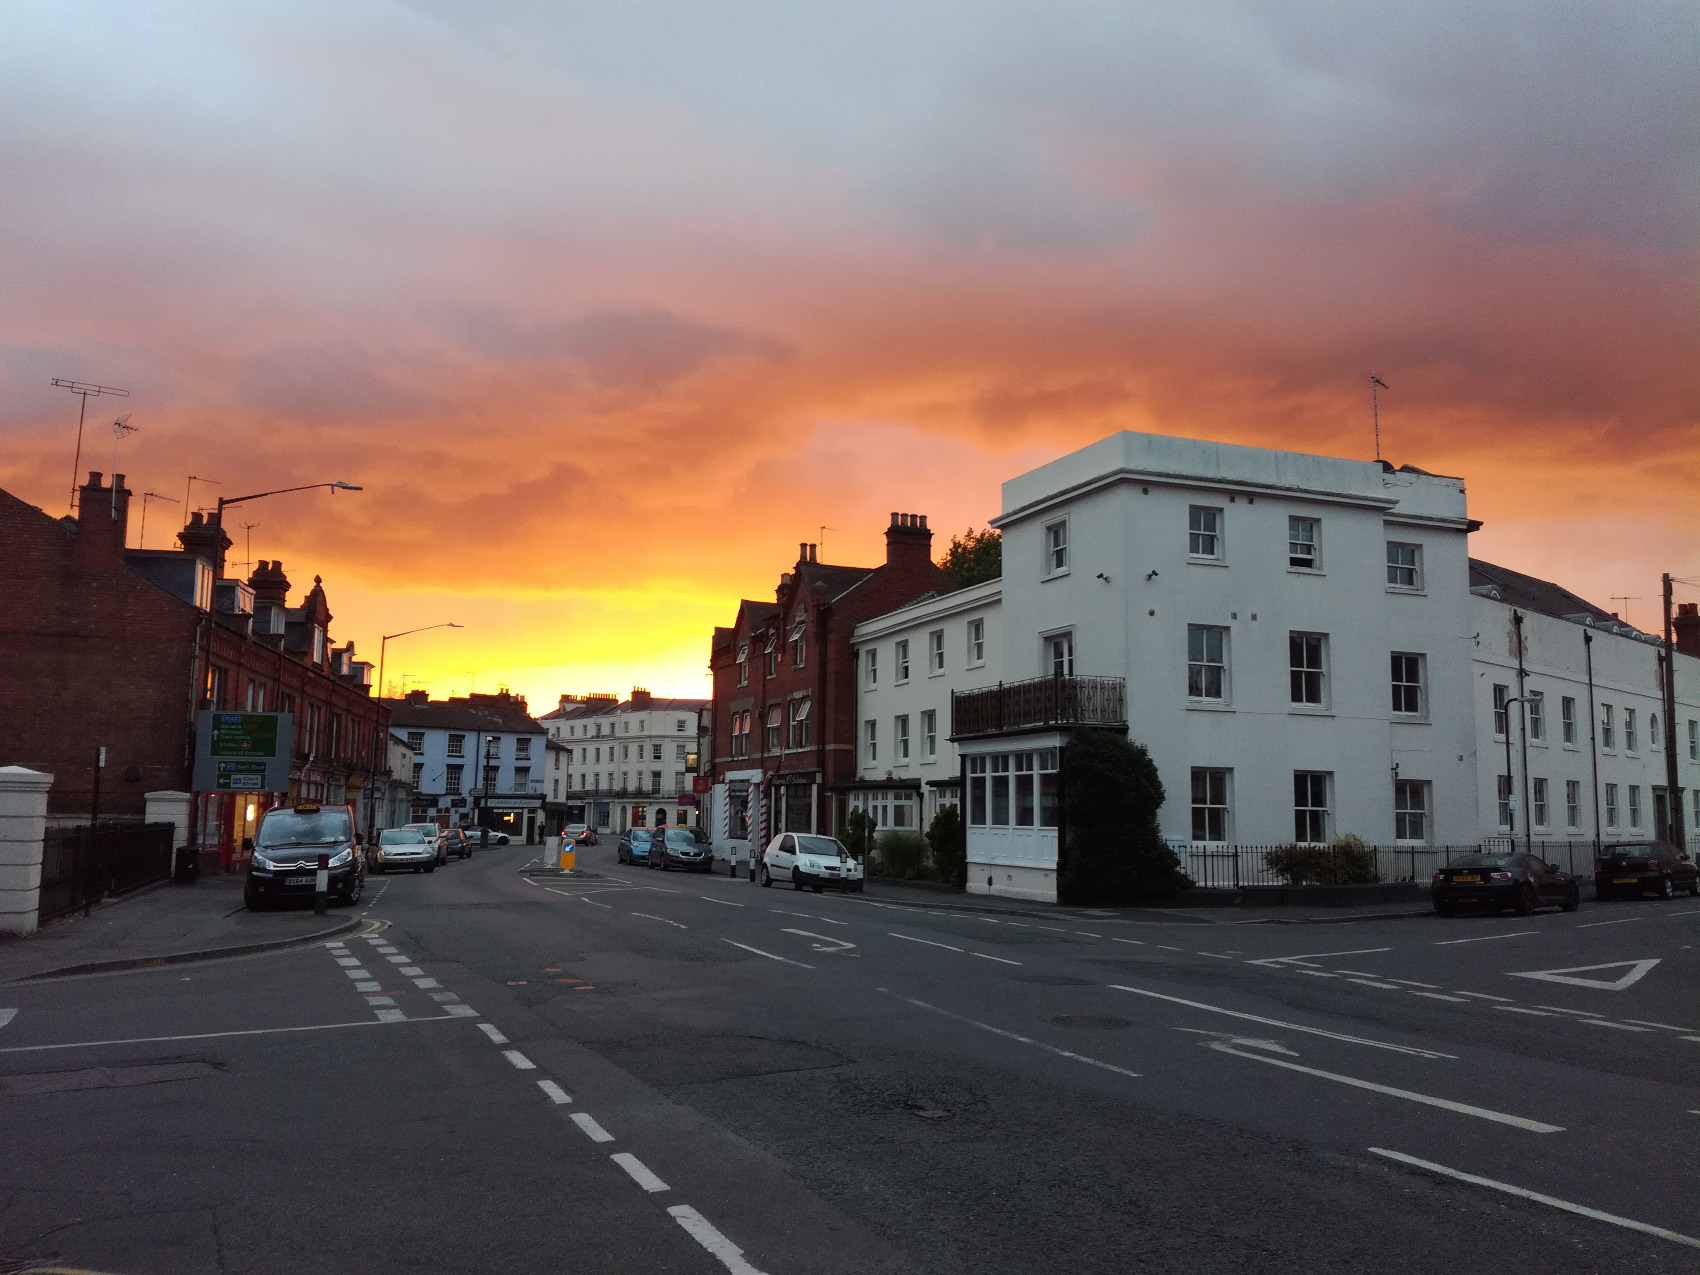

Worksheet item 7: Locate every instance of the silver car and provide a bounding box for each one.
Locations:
[375,827,436,873]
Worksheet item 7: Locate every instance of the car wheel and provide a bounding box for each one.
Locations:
[424,863,435,874]
[1689,878,1699,897]
[1657,875,1673,900]
[760,866,773,888]
[1561,885,1579,913]
[792,869,804,892]
[244,883,264,911]
[812,883,823,893]
[340,875,364,907]
[1512,884,1535,916]
[1433,901,1454,917]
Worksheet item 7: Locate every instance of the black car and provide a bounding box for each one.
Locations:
[1432,852,1579,916]
[245,803,365,909]
[439,828,472,860]
[649,828,712,873]
[1594,841,1700,900]
[616,828,653,865]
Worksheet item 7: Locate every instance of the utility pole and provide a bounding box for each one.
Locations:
[1513,611,1532,854]
[1662,573,1685,848]
[51,378,129,515]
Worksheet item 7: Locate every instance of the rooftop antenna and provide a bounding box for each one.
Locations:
[1610,596,1639,625]
[109,416,137,519]
[231,522,260,574]
[183,474,222,519]
[136,491,180,549]
[1369,375,1389,463]
[818,525,837,559]
[51,378,130,515]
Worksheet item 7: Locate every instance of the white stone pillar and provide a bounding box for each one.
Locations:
[0,766,54,936]
[144,790,192,855]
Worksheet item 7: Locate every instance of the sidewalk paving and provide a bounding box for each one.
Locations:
[0,876,361,983]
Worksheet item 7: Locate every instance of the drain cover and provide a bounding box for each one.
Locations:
[1042,1014,1134,1030]
[1013,975,1093,986]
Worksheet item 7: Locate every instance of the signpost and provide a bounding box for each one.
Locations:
[193,712,294,794]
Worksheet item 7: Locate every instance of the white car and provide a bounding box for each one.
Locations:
[401,822,446,865]
[375,827,436,874]
[760,833,865,893]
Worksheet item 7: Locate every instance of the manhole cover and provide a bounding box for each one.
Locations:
[1042,1014,1134,1030]
[1013,974,1093,986]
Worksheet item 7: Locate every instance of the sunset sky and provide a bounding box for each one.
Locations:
[3,2,1696,707]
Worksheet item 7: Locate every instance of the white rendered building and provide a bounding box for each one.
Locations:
[539,689,707,833]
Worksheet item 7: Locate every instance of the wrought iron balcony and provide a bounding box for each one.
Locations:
[950,674,1127,740]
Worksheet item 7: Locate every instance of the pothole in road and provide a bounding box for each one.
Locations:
[1041,1015,1135,1030]
[1012,974,1093,986]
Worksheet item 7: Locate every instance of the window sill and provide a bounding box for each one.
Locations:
[1287,566,1324,576]
[1289,708,1334,717]
[1385,586,1426,597]
[1186,702,1234,712]
[966,660,986,670]
[1390,716,1431,726]
[1187,557,1228,568]
[1042,569,1071,582]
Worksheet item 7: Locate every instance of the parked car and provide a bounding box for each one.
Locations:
[1432,852,1579,916]
[1594,841,1700,900]
[759,832,865,893]
[402,821,445,865]
[617,828,653,865]
[374,826,437,874]
[564,823,597,846]
[246,803,364,908]
[439,828,472,860]
[649,827,712,873]
[481,827,513,846]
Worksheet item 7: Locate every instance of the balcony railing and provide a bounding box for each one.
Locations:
[950,674,1127,739]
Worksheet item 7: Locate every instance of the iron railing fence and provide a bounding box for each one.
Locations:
[1178,842,1609,890]
[38,822,175,924]
[951,675,1127,739]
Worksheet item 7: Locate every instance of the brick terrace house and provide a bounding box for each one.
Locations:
[0,472,389,868]
[707,513,949,864]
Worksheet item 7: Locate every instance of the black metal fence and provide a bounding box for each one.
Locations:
[1180,841,1608,889]
[952,675,1127,738]
[38,822,175,924]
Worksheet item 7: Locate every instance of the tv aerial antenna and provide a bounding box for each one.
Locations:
[51,378,130,514]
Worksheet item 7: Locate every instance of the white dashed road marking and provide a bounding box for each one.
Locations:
[502,1049,536,1070]
[1110,985,1455,1059]
[611,1152,669,1193]
[1435,931,1536,945]
[478,1023,509,1044]
[537,1079,571,1104]
[631,912,687,929]
[571,1112,615,1143]
[668,1205,770,1275]
[898,994,1142,1079]
[720,939,814,969]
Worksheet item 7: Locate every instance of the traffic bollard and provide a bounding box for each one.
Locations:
[314,853,329,915]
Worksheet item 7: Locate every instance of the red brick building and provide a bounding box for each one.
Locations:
[0,472,389,866]
[707,513,948,856]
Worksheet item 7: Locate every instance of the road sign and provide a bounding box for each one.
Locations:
[1508,959,1660,991]
[192,711,293,793]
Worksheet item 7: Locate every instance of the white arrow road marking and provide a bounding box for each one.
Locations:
[781,928,857,954]
[1204,1042,1563,1132]
[1110,984,1456,1059]
[1176,1028,1299,1056]
[720,939,814,969]
[1509,959,1660,991]
[0,1009,16,1031]
[1247,947,1393,968]
[1370,1149,1700,1249]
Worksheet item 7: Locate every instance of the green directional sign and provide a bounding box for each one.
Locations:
[194,712,294,793]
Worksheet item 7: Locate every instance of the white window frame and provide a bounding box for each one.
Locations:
[1289,632,1328,709]
[1600,703,1615,750]
[865,647,878,689]
[1044,518,1070,577]
[1604,782,1619,828]
[1390,652,1424,717]
[1628,784,1642,828]
[928,629,945,675]
[1287,516,1320,571]
[1386,541,1423,591]
[1565,779,1582,829]
[1561,696,1577,745]
[967,618,986,667]
[1190,768,1230,843]
[895,714,910,761]
[1045,629,1075,677]
[1293,771,1331,844]
[1188,505,1222,561]
[895,639,910,684]
[1623,707,1638,753]
[1187,625,1228,703]
[1531,776,1549,828]
[1492,684,1510,739]
[921,709,937,760]
[1526,690,1545,741]
[864,719,878,764]
[1393,779,1429,844]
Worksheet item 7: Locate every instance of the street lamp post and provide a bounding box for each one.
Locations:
[377,623,463,701]
[1501,696,1525,846]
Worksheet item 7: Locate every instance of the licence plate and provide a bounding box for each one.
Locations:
[285,876,314,885]
[1613,877,1638,884]
[1452,875,1481,883]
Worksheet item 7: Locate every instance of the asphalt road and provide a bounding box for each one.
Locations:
[3,846,1697,1274]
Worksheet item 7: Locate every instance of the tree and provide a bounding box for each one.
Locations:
[841,807,874,863]
[926,802,963,885]
[1059,729,1190,903]
[938,527,1001,588]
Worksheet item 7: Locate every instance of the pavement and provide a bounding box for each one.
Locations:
[2,842,1696,1273]
[0,874,359,982]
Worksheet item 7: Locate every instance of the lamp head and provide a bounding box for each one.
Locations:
[332,481,363,491]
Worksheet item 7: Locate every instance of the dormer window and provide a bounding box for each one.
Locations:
[312,626,326,664]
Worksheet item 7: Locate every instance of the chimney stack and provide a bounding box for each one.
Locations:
[630,687,653,708]
[884,511,933,573]
[178,511,232,578]
[1676,602,1700,659]
[74,471,131,560]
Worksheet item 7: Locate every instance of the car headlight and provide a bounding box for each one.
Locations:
[328,848,354,867]
[251,854,272,871]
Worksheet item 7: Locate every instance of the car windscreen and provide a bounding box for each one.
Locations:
[259,809,352,847]
[663,830,697,845]
[379,829,426,845]
[795,835,848,857]
[1600,844,1658,858]
[1445,854,1510,869]
[629,829,652,842]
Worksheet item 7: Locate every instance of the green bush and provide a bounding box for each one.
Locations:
[1263,834,1380,885]
[872,831,927,879]
[926,803,963,886]
[840,808,874,863]
[1059,730,1190,903]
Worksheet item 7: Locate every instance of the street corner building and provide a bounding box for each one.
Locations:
[538,689,709,837]
[381,690,551,844]
[707,512,951,868]
[0,473,391,871]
